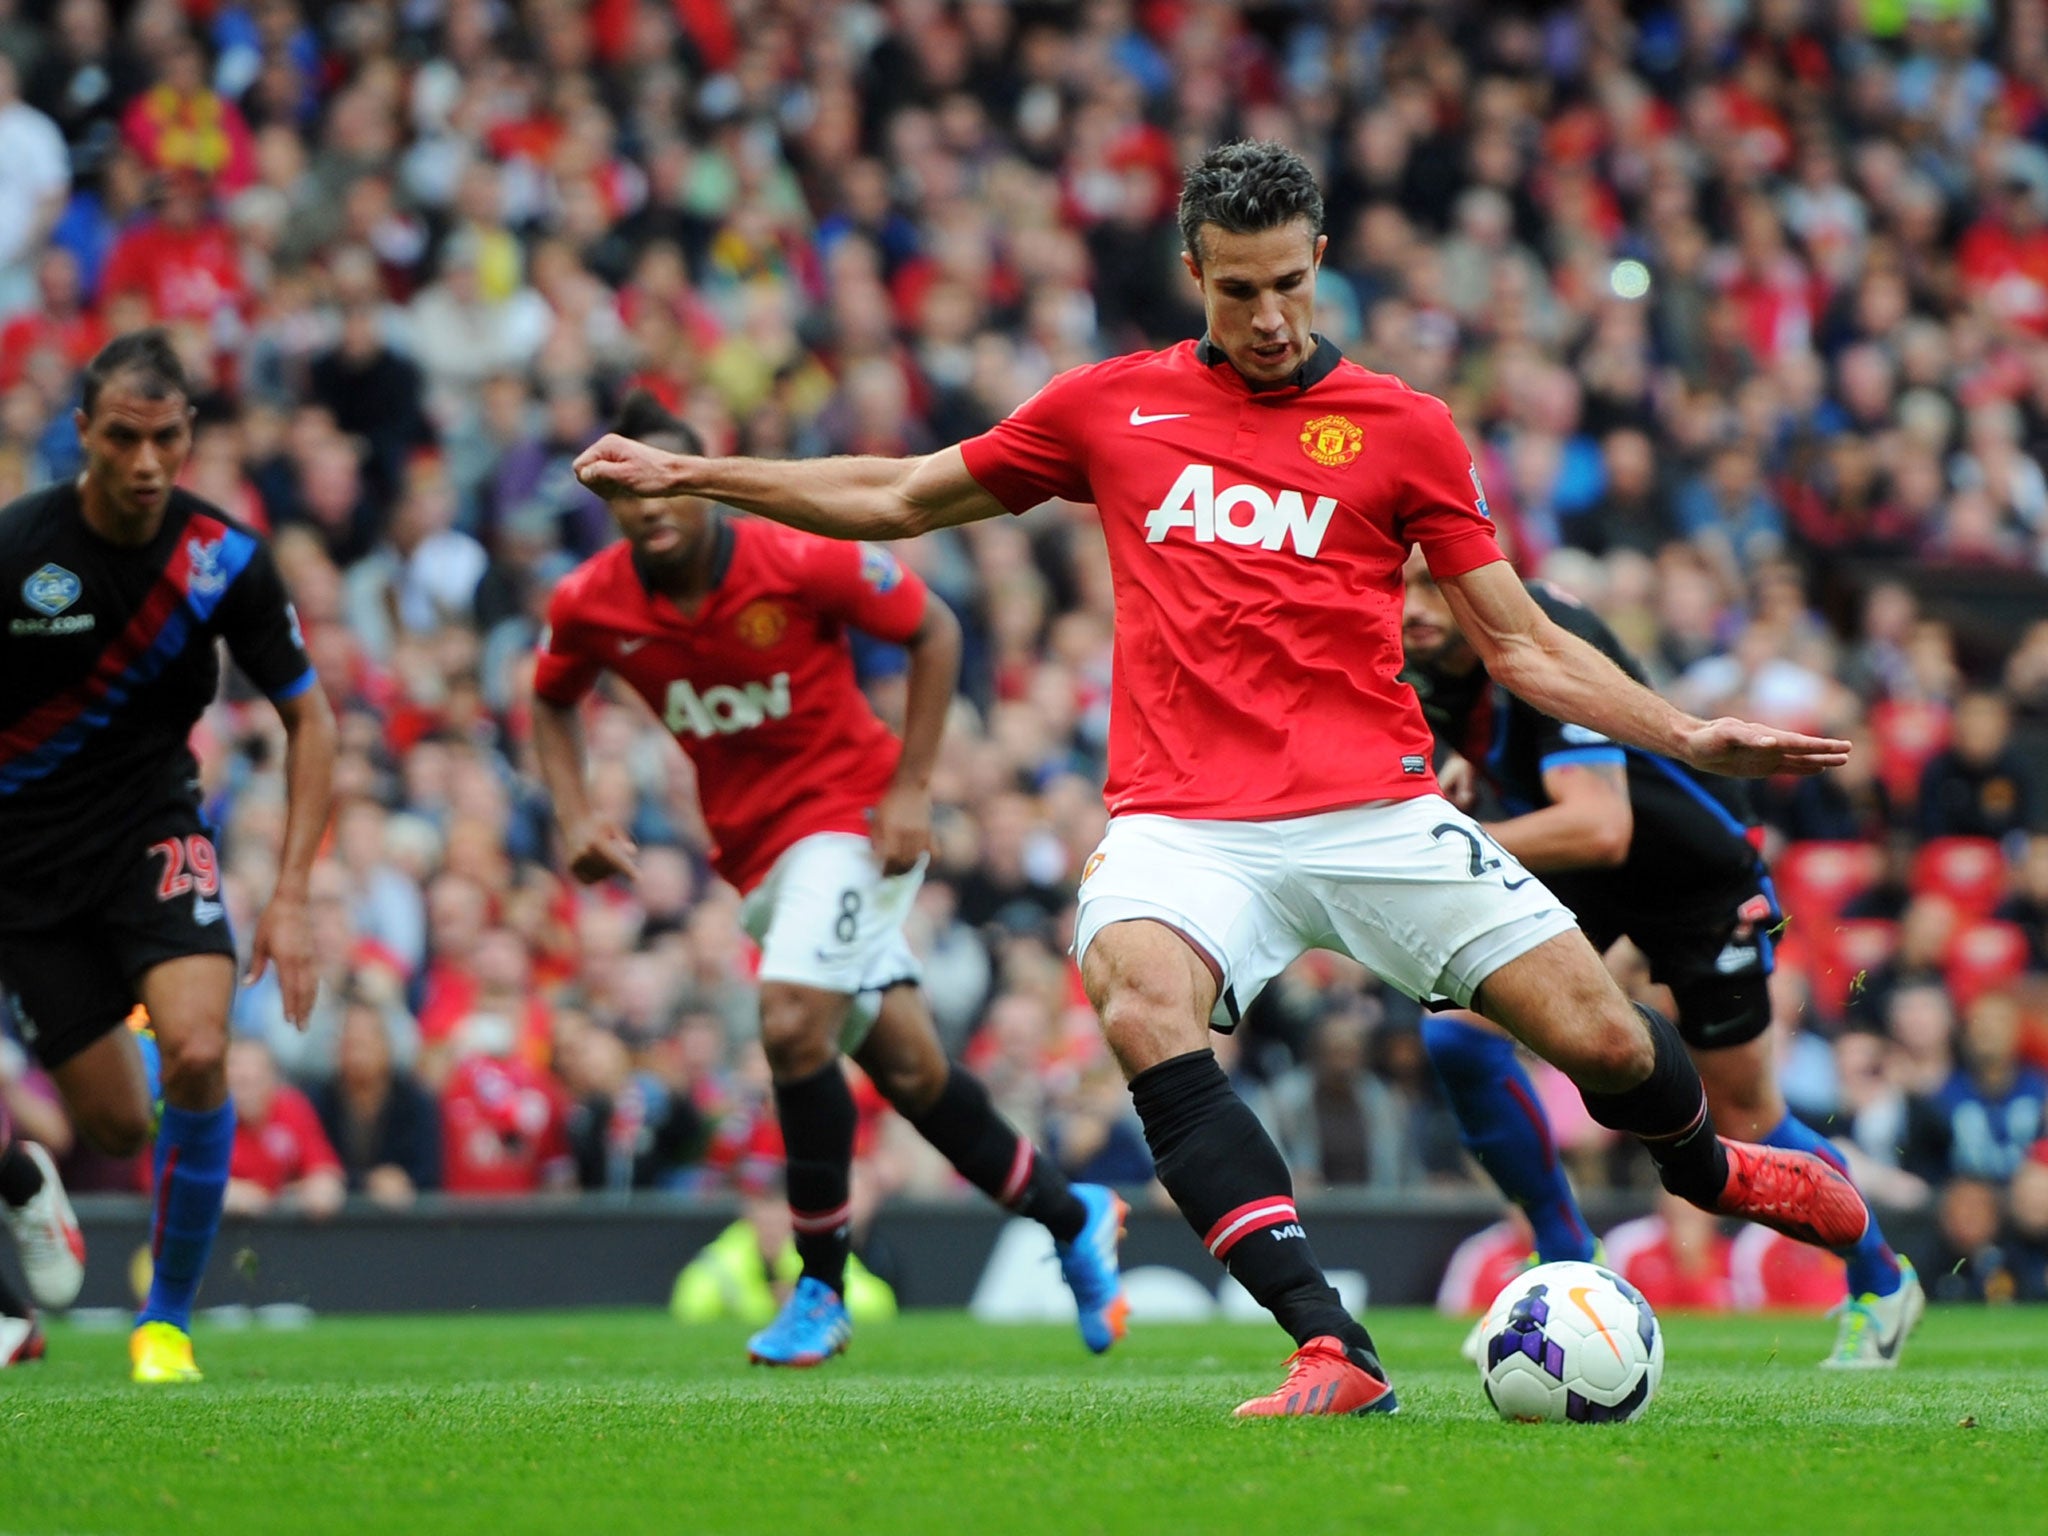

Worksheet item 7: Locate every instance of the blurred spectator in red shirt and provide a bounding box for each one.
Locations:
[0,248,102,390]
[440,1019,574,1197]
[222,1038,345,1219]
[1604,1195,1734,1312]
[420,924,554,1086]
[1729,1224,1848,1312]
[99,169,245,326]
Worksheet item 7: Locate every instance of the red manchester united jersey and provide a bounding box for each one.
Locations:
[533,518,928,891]
[960,338,1505,820]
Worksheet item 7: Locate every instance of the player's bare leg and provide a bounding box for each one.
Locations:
[1084,919,1396,1416]
[49,1027,157,1157]
[856,986,1125,1351]
[750,979,860,1366]
[128,954,237,1384]
[1472,934,1870,1251]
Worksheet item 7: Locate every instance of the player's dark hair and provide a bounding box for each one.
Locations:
[1177,140,1325,268]
[81,329,190,419]
[613,389,705,456]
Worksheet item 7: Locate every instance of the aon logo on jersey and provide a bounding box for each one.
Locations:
[665,673,792,738]
[1144,464,1340,558]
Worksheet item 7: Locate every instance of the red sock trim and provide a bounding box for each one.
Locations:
[998,1138,1034,1207]
[1203,1197,1300,1259]
[789,1202,851,1235]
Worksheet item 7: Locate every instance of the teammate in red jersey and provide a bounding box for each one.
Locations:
[574,143,1867,1415]
[532,394,1126,1366]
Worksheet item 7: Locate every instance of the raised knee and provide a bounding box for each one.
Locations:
[1589,1024,1654,1097]
[1573,1012,1655,1093]
[757,985,836,1077]
[158,1028,226,1098]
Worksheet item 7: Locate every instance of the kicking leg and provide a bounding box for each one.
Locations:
[1420,1011,1597,1265]
[855,985,1125,1352]
[1473,933,1869,1250]
[1085,919,1394,1416]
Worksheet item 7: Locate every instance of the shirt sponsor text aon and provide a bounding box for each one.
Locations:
[1143,464,1340,558]
[664,673,792,738]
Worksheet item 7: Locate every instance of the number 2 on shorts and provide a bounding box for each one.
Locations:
[1430,822,1532,891]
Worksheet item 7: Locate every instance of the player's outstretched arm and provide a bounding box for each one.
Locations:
[1438,560,1852,779]
[571,441,1007,541]
[247,684,337,1027]
[531,695,640,884]
[872,594,962,876]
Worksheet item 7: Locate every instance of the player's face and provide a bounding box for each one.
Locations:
[610,489,713,567]
[1183,218,1327,385]
[1401,551,1466,666]
[76,377,193,520]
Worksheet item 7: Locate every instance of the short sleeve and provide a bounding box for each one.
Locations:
[795,539,930,644]
[213,533,317,702]
[1532,711,1627,777]
[1395,396,1507,579]
[532,584,605,706]
[957,365,1098,514]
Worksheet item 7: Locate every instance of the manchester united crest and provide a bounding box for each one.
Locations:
[734,600,787,648]
[1299,413,1364,467]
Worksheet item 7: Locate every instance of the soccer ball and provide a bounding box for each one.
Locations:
[1477,1260,1663,1424]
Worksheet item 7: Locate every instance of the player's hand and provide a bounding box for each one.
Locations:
[870,782,933,876]
[1680,717,1852,778]
[573,433,687,499]
[566,818,640,885]
[1437,751,1478,810]
[248,891,316,1029]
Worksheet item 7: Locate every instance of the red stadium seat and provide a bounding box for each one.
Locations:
[1911,837,2008,921]
[1945,921,2032,1011]
[1808,918,1900,1020]
[1869,700,1950,806]
[1774,841,1884,929]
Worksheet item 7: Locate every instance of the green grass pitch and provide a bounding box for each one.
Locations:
[3,1308,2045,1536]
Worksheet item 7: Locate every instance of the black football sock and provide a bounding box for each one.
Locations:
[1578,1004,1731,1206]
[0,1138,43,1209]
[904,1068,1088,1243]
[1131,1050,1382,1371]
[772,1061,858,1295]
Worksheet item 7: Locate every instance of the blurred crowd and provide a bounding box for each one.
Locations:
[2,0,2047,1300]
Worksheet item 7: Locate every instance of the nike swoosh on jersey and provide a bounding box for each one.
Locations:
[1128,408,1191,426]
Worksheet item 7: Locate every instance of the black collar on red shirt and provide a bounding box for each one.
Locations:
[630,511,735,598]
[1196,333,1342,393]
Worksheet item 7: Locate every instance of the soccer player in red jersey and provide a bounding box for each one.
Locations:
[532,394,1126,1367]
[573,144,1868,1415]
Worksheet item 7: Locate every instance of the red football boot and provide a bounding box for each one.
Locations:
[1715,1137,1870,1249]
[1232,1336,1399,1419]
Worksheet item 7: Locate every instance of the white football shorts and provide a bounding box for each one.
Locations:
[741,832,924,1051]
[1073,795,1577,1029]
